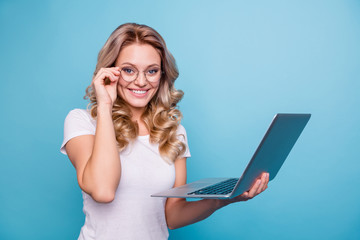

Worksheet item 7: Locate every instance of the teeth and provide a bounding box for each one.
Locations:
[131,90,147,94]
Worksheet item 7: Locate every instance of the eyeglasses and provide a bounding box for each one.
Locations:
[119,66,163,83]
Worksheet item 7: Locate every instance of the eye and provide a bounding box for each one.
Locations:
[147,69,159,75]
[122,67,136,75]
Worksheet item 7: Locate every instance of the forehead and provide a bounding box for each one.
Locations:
[116,43,161,67]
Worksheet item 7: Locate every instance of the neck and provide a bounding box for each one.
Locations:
[129,106,145,122]
[130,106,150,136]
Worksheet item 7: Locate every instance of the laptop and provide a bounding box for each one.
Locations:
[151,113,311,199]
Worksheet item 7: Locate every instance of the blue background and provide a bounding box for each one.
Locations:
[1,0,359,239]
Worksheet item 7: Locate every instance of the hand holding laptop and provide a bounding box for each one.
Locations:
[227,172,269,203]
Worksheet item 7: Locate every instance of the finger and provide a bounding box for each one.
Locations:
[96,68,120,80]
[99,66,120,73]
[242,192,250,201]
[248,179,261,198]
[103,73,119,85]
[109,67,120,75]
[94,71,119,85]
[106,70,121,82]
[238,191,250,201]
[262,173,269,191]
[93,71,111,83]
[257,173,267,194]
[101,75,117,86]
[261,173,269,192]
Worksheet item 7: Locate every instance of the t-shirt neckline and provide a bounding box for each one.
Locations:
[137,134,150,140]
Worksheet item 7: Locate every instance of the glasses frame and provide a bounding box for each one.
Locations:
[119,66,164,83]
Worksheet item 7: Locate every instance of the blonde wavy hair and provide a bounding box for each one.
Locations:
[84,23,186,163]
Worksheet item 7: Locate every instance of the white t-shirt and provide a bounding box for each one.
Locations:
[60,109,191,240]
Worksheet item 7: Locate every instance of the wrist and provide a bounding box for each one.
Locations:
[97,103,113,115]
[214,199,232,210]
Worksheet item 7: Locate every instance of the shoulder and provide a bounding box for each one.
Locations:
[66,108,92,120]
[61,108,96,154]
[65,108,95,124]
[176,124,189,143]
[176,124,187,135]
[63,108,96,132]
[176,124,191,158]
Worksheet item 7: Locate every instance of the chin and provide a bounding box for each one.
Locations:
[129,101,151,108]
[123,94,156,110]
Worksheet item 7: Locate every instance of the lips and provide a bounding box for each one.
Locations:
[128,88,149,97]
[131,89,147,94]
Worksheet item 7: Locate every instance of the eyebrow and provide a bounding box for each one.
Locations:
[120,62,161,68]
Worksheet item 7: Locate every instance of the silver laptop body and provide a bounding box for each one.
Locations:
[151,113,311,199]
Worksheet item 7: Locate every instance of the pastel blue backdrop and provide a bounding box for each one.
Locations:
[0,0,359,239]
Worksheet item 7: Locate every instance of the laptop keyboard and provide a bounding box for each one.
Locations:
[187,178,238,195]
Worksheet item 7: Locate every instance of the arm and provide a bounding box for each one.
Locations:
[65,67,121,203]
[165,158,269,229]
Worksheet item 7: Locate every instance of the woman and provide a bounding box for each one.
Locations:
[60,23,269,240]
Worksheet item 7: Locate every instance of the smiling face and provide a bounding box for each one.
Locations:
[115,43,162,116]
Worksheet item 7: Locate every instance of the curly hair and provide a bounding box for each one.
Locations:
[84,23,186,163]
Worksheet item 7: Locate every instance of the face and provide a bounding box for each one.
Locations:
[115,43,162,114]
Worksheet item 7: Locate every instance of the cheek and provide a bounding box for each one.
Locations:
[117,81,128,94]
[151,81,161,92]
[117,79,129,88]
[151,85,160,97]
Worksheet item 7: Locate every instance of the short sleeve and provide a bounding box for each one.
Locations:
[60,109,96,155]
[177,124,191,158]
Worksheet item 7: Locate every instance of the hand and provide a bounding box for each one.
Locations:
[92,67,120,107]
[229,172,269,203]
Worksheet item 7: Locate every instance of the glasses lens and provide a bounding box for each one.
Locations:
[145,68,162,82]
[121,67,138,82]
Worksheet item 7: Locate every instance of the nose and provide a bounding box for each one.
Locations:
[134,72,147,87]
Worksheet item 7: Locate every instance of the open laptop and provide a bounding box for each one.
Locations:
[151,113,311,199]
